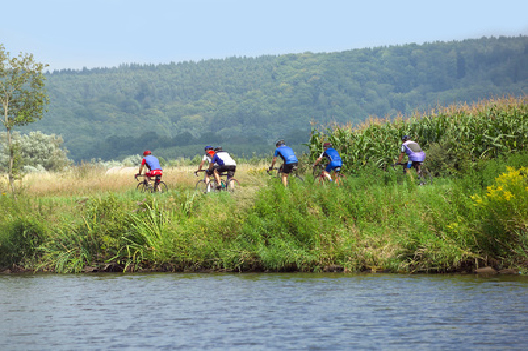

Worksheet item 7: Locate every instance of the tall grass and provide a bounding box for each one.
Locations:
[1,98,527,274]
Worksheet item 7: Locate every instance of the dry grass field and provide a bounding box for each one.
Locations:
[11,163,270,198]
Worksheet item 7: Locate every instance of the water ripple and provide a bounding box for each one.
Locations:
[1,273,527,350]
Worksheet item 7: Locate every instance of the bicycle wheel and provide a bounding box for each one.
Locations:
[334,172,345,185]
[418,169,433,185]
[196,179,212,193]
[154,181,168,193]
[136,182,149,192]
[294,173,304,182]
[225,178,239,192]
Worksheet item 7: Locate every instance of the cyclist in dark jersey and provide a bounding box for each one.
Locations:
[269,139,298,186]
[314,142,342,182]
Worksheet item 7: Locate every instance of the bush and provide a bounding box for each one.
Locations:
[471,166,528,258]
[0,217,46,268]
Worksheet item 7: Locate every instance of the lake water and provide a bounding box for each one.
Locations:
[1,273,527,350]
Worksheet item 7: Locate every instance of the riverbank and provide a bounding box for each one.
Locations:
[1,154,527,275]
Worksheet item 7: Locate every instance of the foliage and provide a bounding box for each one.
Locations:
[0,215,46,267]
[2,93,528,273]
[1,44,49,194]
[308,96,528,176]
[19,36,528,161]
[470,167,528,258]
[1,152,528,274]
[0,131,71,171]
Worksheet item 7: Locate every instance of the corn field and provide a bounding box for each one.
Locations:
[309,95,528,174]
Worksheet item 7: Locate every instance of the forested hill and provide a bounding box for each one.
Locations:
[24,36,528,161]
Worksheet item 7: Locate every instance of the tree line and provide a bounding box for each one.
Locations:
[10,35,528,162]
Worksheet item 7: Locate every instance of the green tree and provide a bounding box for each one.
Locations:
[0,45,49,196]
[0,131,71,172]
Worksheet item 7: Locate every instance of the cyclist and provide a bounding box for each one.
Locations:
[209,146,237,190]
[313,142,342,182]
[136,150,163,188]
[397,135,426,174]
[269,139,298,186]
[197,145,215,192]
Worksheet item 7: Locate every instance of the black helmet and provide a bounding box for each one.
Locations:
[401,135,409,141]
[276,139,285,147]
[204,145,213,151]
[214,146,222,152]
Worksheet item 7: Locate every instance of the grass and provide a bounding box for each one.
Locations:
[1,154,527,274]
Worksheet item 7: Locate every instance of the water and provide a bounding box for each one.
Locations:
[1,273,527,350]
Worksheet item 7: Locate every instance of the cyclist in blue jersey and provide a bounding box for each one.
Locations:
[269,139,298,186]
[313,142,342,182]
[136,150,163,188]
[209,146,237,190]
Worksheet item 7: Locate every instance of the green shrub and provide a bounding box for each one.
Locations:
[0,217,46,267]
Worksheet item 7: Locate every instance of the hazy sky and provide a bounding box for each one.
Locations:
[2,0,527,71]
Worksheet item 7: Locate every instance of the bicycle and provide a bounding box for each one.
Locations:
[391,163,433,185]
[312,164,345,185]
[135,174,168,193]
[194,170,239,193]
[267,165,304,182]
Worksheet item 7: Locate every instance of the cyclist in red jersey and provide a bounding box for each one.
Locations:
[136,150,163,186]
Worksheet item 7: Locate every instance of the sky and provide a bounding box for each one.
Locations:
[1,0,527,72]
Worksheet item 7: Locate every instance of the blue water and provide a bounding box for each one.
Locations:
[1,273,527,350]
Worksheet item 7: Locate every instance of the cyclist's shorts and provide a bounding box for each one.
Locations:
[217,165,236,178]
[282,163,298,174]
[146,170,163,178]
[325,164,341,173]
[403,161,423,173]
[406,160,423,169]
[206,165,217,175]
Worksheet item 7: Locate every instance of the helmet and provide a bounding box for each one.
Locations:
[204,145,213,151]
[401,135,409,141]
[276,139,285,147]
[323,142,332,148]
[143,150,152,156]
[214,146,222,152]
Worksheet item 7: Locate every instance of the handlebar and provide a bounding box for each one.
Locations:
[267,167,279,175]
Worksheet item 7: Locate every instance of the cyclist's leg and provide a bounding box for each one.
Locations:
[155,174,163,192]
[228,167,236,190]
[323,164,333,181]
[216,166,228,190]
[282,172,289,186]
[213,167,222,190]
[205,171,212,192]
[282,163,295,186]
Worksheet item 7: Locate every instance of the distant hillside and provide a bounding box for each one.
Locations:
[22,36,528,161]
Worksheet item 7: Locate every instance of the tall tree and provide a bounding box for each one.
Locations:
[0,44,49,196]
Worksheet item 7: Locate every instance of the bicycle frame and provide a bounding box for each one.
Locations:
[313,164,344,185]
[267,165,304,182]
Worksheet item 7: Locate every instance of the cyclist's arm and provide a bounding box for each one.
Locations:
[198,159,206,171]
[208,155,216,171]
[270,156,277,169]
[397,151,405,164]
